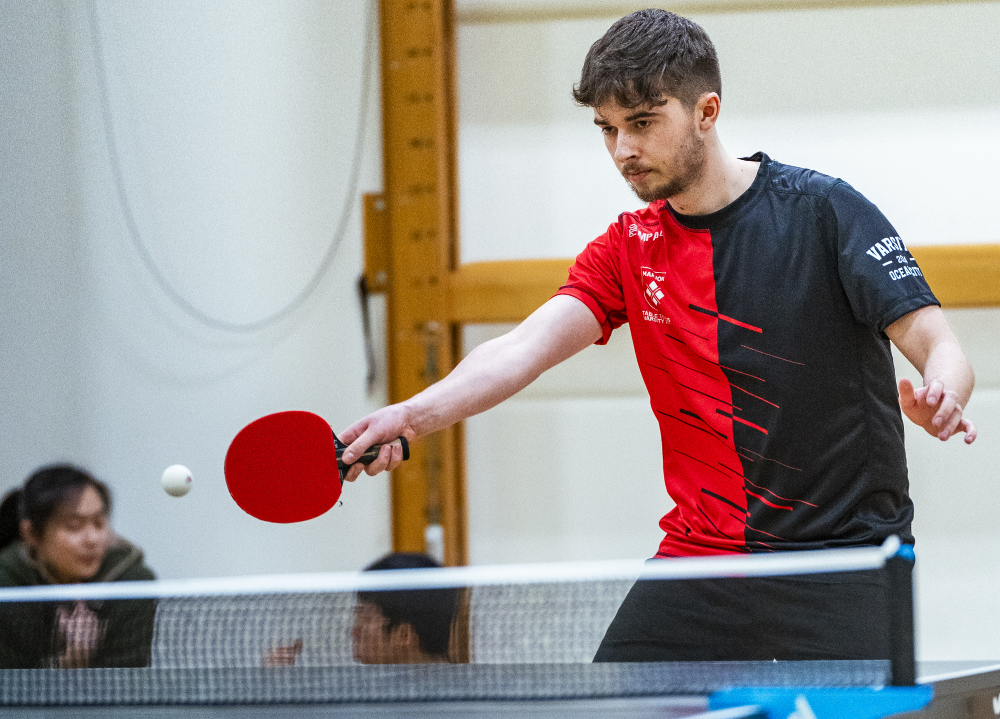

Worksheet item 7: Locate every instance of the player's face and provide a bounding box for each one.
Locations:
[27,486,110,583]
[351,601,399,664]
[594,97,707,203]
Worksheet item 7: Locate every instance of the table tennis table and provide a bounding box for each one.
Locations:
[1,659,996,719]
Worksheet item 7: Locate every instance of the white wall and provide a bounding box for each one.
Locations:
[457,4,1000,660]
[0,3,87,482]
[1,0,393,579]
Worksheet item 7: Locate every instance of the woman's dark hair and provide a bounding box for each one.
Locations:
[0,465,111,552]
[573,9,721,109]
[357,553,459,659]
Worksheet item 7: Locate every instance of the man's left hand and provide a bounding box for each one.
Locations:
[898,377,976,443]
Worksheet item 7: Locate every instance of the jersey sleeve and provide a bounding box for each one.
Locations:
[556,220,629,345]
[828,181,939,332]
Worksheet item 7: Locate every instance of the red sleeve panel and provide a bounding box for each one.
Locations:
[557,201,750,557]
[558,217,629,345]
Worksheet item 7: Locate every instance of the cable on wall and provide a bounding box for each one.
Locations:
[86,0,375,333]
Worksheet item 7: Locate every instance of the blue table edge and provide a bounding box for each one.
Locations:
[709,685,933,719]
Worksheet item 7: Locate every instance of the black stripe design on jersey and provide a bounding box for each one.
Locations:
[701,488,748,515]
[656,355,718,380]
[676,449,735,479]
[678,409,728,439]
[646,364,738,408]
[657,411,731,447]
[697,505,740,540]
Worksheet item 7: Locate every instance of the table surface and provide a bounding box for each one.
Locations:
[1,661,997,719]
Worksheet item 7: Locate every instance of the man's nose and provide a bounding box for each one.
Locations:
[614,133,637,163]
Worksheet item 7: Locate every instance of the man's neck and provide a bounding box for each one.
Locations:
[667,142,759,217]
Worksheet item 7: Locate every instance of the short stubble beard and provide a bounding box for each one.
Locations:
[626,126,707,203]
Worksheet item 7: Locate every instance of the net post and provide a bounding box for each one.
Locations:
[886,541,916,686]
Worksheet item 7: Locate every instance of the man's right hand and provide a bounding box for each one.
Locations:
[339,404,415,482]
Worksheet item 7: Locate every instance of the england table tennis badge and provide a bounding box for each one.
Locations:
[641,267,671,325]
[642,267,667,312]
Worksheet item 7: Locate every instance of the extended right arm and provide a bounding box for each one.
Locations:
[339,294,603,480]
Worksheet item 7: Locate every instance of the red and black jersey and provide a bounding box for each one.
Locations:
[557,153,937,557]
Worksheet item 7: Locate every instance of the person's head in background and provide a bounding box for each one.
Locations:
[0,465,112,584]
[352,552,458,664]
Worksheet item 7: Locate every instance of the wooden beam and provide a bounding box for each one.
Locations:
[448,258,574,323]
[362,194,390,293]
[379,0,466,566]
[455,0,1000,25]
[910,245,1000,308]
[445,246,1000,325]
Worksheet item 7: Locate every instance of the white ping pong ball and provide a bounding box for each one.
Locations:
[161,465,193,497]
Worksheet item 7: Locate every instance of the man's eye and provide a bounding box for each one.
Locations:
[600,126,614,135]
[635,120,649,129]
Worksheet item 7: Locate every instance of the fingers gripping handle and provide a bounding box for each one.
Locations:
[333,434,410,482]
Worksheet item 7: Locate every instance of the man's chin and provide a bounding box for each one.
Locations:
[629,182,671,204]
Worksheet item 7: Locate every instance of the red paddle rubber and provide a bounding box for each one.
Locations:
[225,410,411,523]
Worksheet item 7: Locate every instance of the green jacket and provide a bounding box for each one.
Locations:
[0,536,156,668]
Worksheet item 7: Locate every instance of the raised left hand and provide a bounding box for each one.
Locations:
[898,377,976,443]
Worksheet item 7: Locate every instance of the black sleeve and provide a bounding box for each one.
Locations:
[829,181,939,331]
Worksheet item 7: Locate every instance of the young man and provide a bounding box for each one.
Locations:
[340,10,976,659]
[351,553,458,664]
[263,552,458,667]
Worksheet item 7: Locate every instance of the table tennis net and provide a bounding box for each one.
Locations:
[0,544,906,705]
[154,580,626,668]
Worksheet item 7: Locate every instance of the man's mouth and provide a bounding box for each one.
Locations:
[623,166,651,181]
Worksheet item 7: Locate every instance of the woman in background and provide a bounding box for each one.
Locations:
[0,464,156,668]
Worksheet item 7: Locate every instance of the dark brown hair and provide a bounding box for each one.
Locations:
[0,465,111,552]
[357,553,458,659]
[573,9,721,109]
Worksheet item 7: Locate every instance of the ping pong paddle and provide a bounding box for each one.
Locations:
[224,410,409,523]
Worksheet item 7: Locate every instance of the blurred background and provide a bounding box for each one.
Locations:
[1,0,997,661]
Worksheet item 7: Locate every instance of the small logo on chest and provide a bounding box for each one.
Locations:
[629,224,664,242]
[641,267,671,324]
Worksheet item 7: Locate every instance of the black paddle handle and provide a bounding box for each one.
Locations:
[333,434,410,479]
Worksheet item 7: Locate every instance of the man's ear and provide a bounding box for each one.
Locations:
[396,623,420,647]
[19,519,37,546]
[389,622,422,656]
[696,92,721,130]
